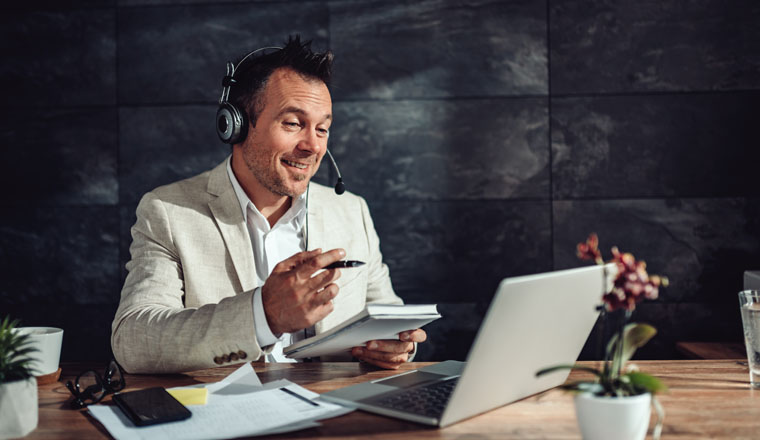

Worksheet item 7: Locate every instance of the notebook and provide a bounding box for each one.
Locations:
[320,264,613,427]
[284,304,441,359]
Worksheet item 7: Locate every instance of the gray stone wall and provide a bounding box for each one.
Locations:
[1,0,758,362]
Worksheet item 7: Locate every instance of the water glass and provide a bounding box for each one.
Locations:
[739,290,760,388]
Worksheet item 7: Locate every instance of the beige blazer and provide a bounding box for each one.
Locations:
[112,159,402,373]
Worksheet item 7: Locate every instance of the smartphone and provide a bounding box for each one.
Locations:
[112,387,192,427]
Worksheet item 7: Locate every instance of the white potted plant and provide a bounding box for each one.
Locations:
[0,316,39,439]
[537,234,669,440]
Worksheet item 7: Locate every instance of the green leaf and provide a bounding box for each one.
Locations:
[607,323,657,371]
[556,381,600,394]
[0,315,37,383]
[624,371,668,394]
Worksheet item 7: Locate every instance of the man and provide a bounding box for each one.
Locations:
[111,36,426,374]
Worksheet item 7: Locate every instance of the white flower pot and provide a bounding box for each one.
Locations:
[0,377,38,439]
[574,391,651,440]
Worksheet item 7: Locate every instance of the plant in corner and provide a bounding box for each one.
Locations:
[0,315,39,439]
[536,233,669,440]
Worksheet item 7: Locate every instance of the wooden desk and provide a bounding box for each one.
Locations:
[34,360,760,439]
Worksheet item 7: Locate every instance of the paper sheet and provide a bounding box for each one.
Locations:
[88,363,353,439]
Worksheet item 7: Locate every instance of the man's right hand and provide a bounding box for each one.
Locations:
[262,248,345,335]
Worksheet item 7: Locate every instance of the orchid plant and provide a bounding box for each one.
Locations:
[536,233,669,397]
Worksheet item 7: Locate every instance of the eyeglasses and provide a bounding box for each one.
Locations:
[65,359,126,409]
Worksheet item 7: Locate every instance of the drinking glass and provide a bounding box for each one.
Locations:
[738,290,760,388]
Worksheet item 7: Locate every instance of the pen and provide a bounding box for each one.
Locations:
[325,260,366,269]
[280,387,320,407]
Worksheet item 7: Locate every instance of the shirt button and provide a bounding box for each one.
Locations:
[238,350,247,359]
[229,352,239,362]
[213,356,223,365]
[222,354,230,363]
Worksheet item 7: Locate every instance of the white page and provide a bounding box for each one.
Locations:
[205,362,262,393]
[284,304,440,358]
[89,363,354,440]
[89,382,352,440]
[286,315,440,358]
[167,362,262,394]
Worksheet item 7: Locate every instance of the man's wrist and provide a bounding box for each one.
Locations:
[252,287,281,347]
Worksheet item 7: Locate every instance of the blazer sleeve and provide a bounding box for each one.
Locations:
[111,192,269,374]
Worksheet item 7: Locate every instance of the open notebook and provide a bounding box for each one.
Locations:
[284,304,441,359]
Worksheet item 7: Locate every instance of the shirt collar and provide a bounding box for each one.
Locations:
[226,156,307,228]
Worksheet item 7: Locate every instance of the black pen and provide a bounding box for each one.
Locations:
[325,260,366,269]
[280,387,320,407]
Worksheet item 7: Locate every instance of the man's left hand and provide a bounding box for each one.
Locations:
[351,329,427,369]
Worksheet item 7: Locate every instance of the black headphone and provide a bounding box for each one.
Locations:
[216,46,281,145]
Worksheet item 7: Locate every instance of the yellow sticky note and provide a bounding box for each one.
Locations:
[167,387,208,406]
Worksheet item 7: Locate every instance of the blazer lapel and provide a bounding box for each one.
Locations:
[207,159,257,293]
[306,183,330,334]
[306,183,325,252]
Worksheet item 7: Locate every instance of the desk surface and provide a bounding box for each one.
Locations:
[35,360,760,439]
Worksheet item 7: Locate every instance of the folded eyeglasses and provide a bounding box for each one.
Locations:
[65,359,125,409]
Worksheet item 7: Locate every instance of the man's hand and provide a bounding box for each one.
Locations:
[262,248,345,335]
[351,329,427,369]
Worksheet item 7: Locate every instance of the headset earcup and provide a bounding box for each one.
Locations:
[216,102,248,144]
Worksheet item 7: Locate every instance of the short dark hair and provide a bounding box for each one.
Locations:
[229,35,333,128]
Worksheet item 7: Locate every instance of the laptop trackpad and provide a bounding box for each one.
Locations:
[374,371,448,388]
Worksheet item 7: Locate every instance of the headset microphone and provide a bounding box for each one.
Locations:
[324,149,345,195]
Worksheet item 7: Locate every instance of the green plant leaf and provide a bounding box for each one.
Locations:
[556,381,600,394]
[606,323,657,371]
[624,371,668,394]
[0,315,37,383]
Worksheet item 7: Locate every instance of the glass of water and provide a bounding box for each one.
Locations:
[739,290,760,388]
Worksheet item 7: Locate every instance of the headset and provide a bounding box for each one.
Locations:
[216,46,345,195]
[216,46,280,145]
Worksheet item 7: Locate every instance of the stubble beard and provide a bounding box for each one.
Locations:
[243,145,310,199]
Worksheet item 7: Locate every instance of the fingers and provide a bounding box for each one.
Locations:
[296,248,346,277]
[261,248,348,335]
[272,249,322,273]
[306,296,335,323]
[350,331,426,370]
[352,346,409,368]
[306,267,341,292]
[364,339,415,354]
[311,283,339,307]
[399,329,427,343]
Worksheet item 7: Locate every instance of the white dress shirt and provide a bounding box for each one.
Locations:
[227,159,307,362]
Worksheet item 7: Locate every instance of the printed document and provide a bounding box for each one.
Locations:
[88,363,354,439]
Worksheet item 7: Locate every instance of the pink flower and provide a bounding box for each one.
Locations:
[577,233,603,264]
[578,234,668,312]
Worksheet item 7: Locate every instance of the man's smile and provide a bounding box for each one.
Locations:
[282,158,310,171]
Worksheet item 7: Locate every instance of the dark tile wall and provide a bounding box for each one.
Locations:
[551,0,760,93]
[1,0,758,363]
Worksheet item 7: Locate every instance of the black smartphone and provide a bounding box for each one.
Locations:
[112,387,192,427]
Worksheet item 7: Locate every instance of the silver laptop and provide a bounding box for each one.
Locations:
[321,264,612,427]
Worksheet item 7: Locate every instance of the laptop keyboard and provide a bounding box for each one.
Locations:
[366,377,459,418]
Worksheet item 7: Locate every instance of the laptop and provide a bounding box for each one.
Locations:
[320,263,613,427]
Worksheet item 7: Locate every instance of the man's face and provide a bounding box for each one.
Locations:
[238,67,332,199]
